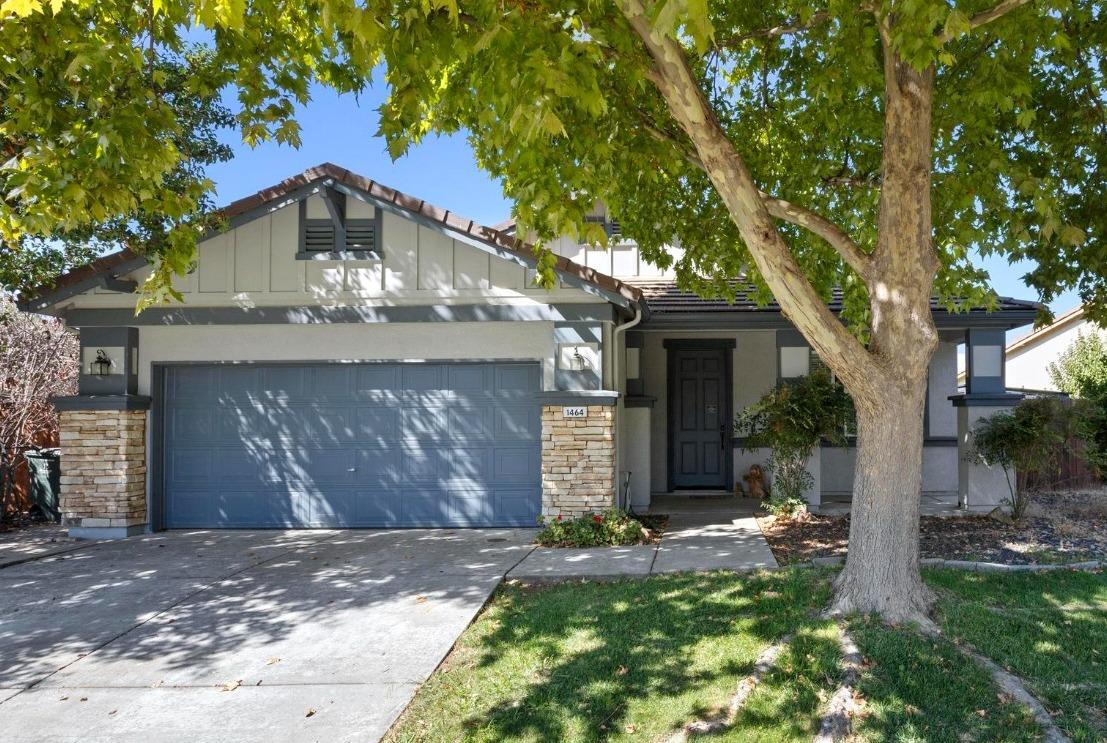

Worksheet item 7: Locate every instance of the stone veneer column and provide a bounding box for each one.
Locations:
[541,405,616,517]
[58,409,147,538]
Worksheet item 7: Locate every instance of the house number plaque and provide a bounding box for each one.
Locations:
[562,406,587,419]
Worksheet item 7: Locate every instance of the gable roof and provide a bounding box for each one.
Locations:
[21,163,643,313]
[1005,304,1087,357]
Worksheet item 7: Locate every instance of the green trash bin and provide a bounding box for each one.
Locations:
[24,448,61,523]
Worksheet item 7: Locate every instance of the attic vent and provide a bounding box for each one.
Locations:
[345,219,376,250]
[584,215,622,239]
[297,197,382,260]
[304,219,336,251]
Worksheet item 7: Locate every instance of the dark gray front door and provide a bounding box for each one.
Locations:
[669,347,730,489]
[161,362,541,528]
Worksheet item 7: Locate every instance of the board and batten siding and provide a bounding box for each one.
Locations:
[69,195,601,309]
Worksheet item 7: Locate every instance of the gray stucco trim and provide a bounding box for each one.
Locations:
[624,395,656,408]
[640,309,1038,332]
[20,255,150,313]
[661,337,738,350]
[294,250,382,261]
[63,303,617,327]
[535,390,619,405]
[53,394,152,411]
[949,392,1024,407]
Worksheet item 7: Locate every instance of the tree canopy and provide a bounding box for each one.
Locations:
[1,48,234,295]
[1,0,1103,320]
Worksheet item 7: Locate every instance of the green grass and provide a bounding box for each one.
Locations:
[387,568,1107,743]
[849,618,1039,742]
[928,568,1107,742]
[386,569,833,743]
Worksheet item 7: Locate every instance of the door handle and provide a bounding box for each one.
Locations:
[720,426,726,449]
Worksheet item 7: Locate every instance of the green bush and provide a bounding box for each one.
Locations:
[971,396,1070,519]
[536,510,647,547]
[735,369,854,518]
[1047,331,1107,476]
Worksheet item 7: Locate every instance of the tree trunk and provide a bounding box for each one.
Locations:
[829,45,940,624]
[830,378,935,622]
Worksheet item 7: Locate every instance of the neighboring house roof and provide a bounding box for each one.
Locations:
[629,279,1040,329]
[1005,304,1086,358]
[21,163,642,312]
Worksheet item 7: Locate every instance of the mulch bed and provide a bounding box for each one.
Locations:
[759,491,1107,566]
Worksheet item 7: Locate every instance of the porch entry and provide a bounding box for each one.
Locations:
[665,339,734,490]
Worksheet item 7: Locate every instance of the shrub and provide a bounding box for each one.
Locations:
[970,396,1070,519]
[735,369,854,518]
[1048,331,1107,398]
[536,510,647,547]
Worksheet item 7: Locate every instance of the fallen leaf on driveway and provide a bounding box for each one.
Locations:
[415,596,428,603]
[220,680,242,692]
[266,657,281,665]
[306,708,317,718]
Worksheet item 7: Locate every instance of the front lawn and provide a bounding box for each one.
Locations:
[386,567,1104,742]
[929,568,1107,742]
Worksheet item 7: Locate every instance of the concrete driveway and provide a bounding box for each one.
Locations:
[0,528,536,742]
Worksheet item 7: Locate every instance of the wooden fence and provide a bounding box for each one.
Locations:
[1019,434,1103,492]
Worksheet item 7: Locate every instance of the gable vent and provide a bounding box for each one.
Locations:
[345,219,376,250]
[304,219,336,251]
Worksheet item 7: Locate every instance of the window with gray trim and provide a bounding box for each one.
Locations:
[584,214,622,239]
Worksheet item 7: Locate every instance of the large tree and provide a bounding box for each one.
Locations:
[1,0,1103,621]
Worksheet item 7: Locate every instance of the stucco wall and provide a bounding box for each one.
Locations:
[1006,317,1106,392]
[134,322,557,396]
[928,342,958,438]
[821,445,958,496]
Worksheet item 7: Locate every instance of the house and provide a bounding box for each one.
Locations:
[23,164,1039,538]
[1003,305,1105,392]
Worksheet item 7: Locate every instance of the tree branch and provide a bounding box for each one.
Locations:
[714,11,829,47]
[616,0,875,389]
[634,109,873,280]
[759,194,872,279]
[939,0,1033,43]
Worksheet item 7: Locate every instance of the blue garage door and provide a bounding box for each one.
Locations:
[162,362,541,528]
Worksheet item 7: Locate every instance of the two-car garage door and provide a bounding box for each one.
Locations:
[162,362,541,528]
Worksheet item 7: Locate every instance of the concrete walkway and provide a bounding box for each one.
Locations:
[508,495,777,581]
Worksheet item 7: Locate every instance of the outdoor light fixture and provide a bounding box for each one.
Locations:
[91,349,113,377]
[571,349,590,371]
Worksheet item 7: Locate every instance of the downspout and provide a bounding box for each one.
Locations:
[612,302,643,511]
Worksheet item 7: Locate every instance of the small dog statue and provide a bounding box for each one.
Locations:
[743,465,767,500]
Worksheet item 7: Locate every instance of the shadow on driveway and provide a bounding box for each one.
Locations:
[0,528,536,743]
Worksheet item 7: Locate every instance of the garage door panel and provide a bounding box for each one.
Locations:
[496,489,542,525]
[448,364,491,392]
[402,487,453,525]
[167,449,211,486]
[447,406,493,440]
[444,447,490,485]
[401,406,447,440]
[353,407,400,442]
[493,447,538,482]
[169,408,216,443]
[449,489,495,525]
[495,406,540,439]
[163,362,540,528]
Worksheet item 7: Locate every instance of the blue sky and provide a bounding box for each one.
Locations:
[206,84,1080,317]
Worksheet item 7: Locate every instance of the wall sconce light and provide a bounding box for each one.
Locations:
[92,349,113,377]
[571,349,590,371]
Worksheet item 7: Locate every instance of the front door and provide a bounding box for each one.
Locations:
[669,346,730,489]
